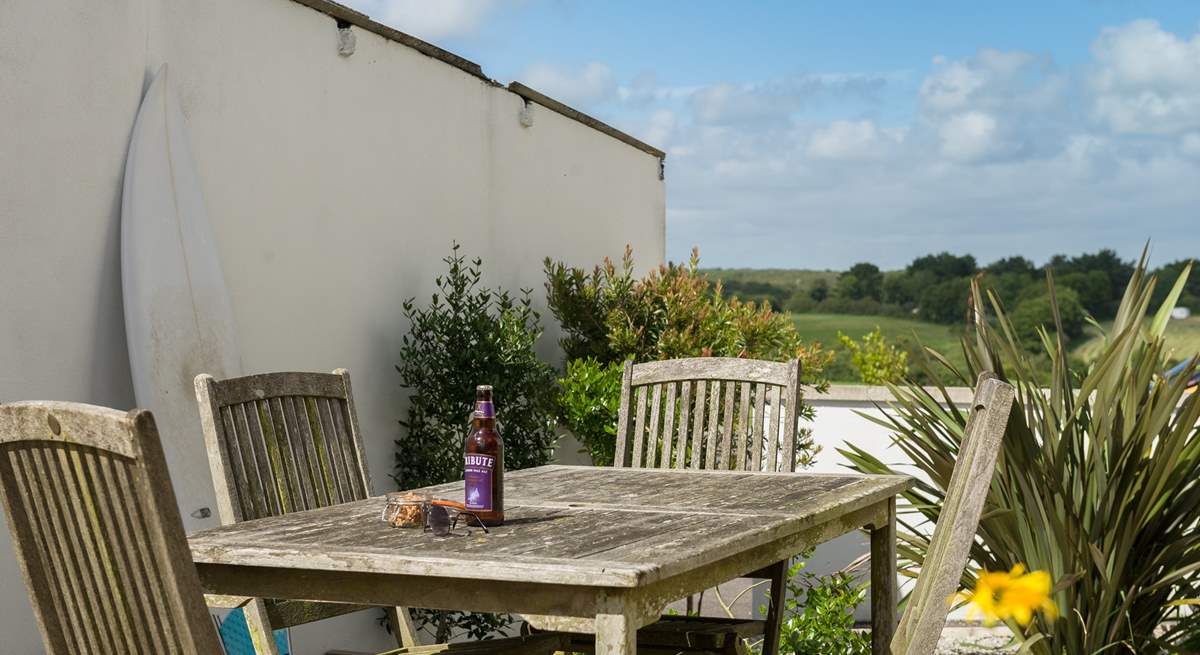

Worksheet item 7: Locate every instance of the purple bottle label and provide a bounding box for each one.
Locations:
[464,453,495,512]
[474,401,495,418]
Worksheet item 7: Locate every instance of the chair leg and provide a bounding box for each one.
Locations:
[388,606,420,647]
[760,559,788,655]
[244,598,283,655]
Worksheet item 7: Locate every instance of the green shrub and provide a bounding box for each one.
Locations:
[546,247,830,467]
[844,256,1200,654]
[395,243,559,489]
[543,251,635,363]
[557,358,623,466]
[837,327,908,384]
[545,247,829,368]
[767,558,870,655]
[394,244,561,641]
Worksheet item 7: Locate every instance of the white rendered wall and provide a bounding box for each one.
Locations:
[786,388,973,623]
[0,0,663,652]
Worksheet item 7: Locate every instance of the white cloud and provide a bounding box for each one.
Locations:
[360,0,499,40]
[638,21,1200,267]
[689,73,888,126]
[938,111,998,161]
[521,62,618,106]
[1090,19,1200,134]
[920,49,1039,114]
[643,109,677,148]
[807,120,901,161]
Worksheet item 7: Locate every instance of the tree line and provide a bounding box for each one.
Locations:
[716,250,1197,342]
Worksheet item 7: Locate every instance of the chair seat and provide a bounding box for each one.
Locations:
[555,616,761,655]
[327,631,572,655]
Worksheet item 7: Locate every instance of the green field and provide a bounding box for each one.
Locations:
[791,312,970,381]
[797,312,1200,382]
[790,313,960,350]
[1074,315,1200,364]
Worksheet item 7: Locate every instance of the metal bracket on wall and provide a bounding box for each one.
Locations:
[519,100,535,128]
[336,20,356,57]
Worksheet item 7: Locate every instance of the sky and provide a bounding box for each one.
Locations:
[344,1,1200,270]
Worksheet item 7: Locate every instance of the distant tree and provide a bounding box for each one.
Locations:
[1057,270,1111,318]
[837,262,883,301]
[907,252,977,282]
[986,256,1037,276]
[720,279,789,311]
[981,271,1038,310]
[1011,286,1086,347]
[883,269,934,308]
[918,277,972,324]
[1151,259,1199,311]
[809,278,830,303]
[1045,249,1132,318]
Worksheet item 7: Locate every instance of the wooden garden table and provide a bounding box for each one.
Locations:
[188,465,913,655]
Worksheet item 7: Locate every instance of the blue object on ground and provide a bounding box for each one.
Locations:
[216,608,290,655]
[1164,356,1200,389]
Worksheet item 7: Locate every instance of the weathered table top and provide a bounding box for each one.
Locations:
[189,465,912,589]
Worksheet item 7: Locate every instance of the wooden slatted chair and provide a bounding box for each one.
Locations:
[890,372,1014,655]
[611,356,806,655]
[0,401,224,654]
[0,400,571,655]
[194,369,417,655]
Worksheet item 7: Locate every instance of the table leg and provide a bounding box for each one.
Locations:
[244,598,282,655]
[870,497,897,655]
[595,598,637,655]
[761,559,788,655]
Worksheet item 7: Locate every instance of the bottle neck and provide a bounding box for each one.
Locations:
[473,399,496,429]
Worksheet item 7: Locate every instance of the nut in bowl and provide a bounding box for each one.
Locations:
[381,491,429,528]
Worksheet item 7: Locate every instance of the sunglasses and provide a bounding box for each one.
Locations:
[426,500,489,537]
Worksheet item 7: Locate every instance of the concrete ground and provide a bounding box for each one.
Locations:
[934,624,1016,654]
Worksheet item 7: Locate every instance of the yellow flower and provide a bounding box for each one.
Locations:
[955,565,1057,627]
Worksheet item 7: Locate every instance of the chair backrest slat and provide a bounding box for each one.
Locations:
[765,385,783,470]
[750,383,767,471]
[645,385,663,469]
[717,381,735,469]
[780,359,802,467]
[688,379,708,469]
[658,383,676,466]
[703,381,721,469]
[674,381,692,469]
[733,382,751,470]
[891,373,1015,655]
[631,386,648,469]
[195,369,373,524]
[0,401,222,654]
[614,357,804,472]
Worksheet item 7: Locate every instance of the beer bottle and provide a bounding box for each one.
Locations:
[464,385,504,526]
